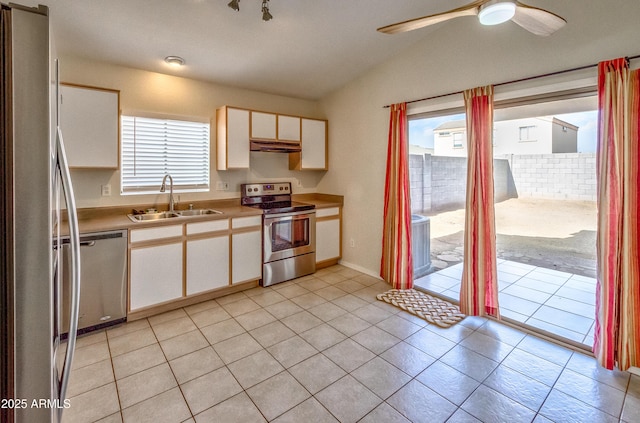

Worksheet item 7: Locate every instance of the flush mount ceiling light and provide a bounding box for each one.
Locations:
[164,56,185,67]
[478,0,516,26]
[228,0,273,22]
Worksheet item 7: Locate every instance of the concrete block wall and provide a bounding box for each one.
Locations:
[506,153,596,201]
[409,152,594,214]
[430,156,468,211]
[409,154,425,213]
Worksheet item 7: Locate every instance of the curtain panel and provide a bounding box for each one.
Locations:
[459,86,500,318]
[594,58,640,371]
[380,103,413,290]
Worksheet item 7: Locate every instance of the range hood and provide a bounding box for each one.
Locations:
[250,139,301,153]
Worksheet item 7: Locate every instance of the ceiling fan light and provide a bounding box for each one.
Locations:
[478,1,516,26]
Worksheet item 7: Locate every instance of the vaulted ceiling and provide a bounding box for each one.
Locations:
[15,0,640,100]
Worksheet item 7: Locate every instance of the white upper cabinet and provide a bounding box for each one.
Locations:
[277,115,301,142]
[216,105,328,170]
[250,111,277,140]
[59,84,120,169]
[290,118,328,170]
[216,106,250,170]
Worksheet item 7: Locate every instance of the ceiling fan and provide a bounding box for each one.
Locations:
[377,0,566,37]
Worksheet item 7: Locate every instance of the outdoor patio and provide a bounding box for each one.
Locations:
[414,260,597,348]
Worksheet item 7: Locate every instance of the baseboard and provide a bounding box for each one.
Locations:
[338,260,383,280]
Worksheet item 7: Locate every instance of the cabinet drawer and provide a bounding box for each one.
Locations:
[232,215,262,229]
[130,224,183,243]
[187,219,229,235]
[316,207,340,218]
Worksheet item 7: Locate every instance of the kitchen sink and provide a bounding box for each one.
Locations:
[127,211,180,222]
[127,209,223,222]
[177,209,223,217]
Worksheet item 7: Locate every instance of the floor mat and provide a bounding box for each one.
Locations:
[377,289,465,328]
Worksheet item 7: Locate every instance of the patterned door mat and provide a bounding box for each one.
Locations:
[377,289,466,328]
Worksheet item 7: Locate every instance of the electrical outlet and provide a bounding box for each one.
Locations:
[350,238,355,248]
[296,179,302,187]
[216,181,229,191]
[101,184,111,196]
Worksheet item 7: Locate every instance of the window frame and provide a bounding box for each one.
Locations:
[518,125,537,142]
[452,132,464,148]
[120,115,211,195]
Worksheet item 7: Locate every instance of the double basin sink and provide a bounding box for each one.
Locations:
[127,208,222,222]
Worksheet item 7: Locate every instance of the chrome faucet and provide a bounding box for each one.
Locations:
[160,174,175,212]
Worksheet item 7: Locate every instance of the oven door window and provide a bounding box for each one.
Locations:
[271,217,310,252]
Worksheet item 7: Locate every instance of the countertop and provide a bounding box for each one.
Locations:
[72,193,343,234]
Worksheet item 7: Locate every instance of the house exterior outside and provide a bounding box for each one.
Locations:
[433,117,578,157]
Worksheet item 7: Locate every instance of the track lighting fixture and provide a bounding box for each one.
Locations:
[227,0,273,21]
[228,0,240,12]
[261,0,272,21]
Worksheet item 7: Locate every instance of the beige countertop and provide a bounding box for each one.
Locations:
[73,193,343,234]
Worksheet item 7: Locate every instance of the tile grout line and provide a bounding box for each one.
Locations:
[68,264,636,423]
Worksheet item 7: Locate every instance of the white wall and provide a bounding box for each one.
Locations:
[60,56,325,208]
[318,0,640,276]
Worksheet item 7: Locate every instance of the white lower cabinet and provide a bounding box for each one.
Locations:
[128,216,262,313]
[130,242,183,310]
[315,207,341,264]
[186,235,229,295]
[231,230,262,284]
[316,219,341,262]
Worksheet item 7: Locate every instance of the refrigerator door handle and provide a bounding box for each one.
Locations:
[55,126,81,413]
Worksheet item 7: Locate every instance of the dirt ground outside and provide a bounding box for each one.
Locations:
[425,198,597,278]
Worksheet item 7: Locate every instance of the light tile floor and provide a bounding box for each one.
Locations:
[62,264,640,423]
[414,260,597,347]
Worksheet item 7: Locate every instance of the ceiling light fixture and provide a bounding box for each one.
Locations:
[227,0,273,21]
[228,0,240,11]
[261,0,272,21]
[478,0,516,26]
[164,56,185,67]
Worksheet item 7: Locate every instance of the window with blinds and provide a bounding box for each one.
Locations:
[121,116,210,194]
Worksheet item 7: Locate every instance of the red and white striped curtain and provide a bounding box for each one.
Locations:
[380,103,413,290]
[593,58,640,371]
[459,86,500,318]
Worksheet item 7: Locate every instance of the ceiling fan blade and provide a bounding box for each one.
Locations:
[512,1,566,36]
[377,0,486,35]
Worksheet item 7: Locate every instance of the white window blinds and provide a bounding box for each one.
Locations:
[121,116,210,194]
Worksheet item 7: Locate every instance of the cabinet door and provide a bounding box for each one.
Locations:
[217,107,250,170]
[316,219,341,262]
[60,84,119,168]
[187,235,229,295]
[301,118,328,170]
[277,115,301,142]
[231,230,262,284]
[251,111,276,140]
[130,242,183,310]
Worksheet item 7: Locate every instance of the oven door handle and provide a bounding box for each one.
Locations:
[264,210,316,220]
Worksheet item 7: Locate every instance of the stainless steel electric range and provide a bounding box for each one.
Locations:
[241,182,316,287]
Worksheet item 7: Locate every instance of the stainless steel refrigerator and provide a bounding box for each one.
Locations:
[1,4,82,423]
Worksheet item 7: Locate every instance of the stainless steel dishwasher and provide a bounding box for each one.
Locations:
[61,230,128,335]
